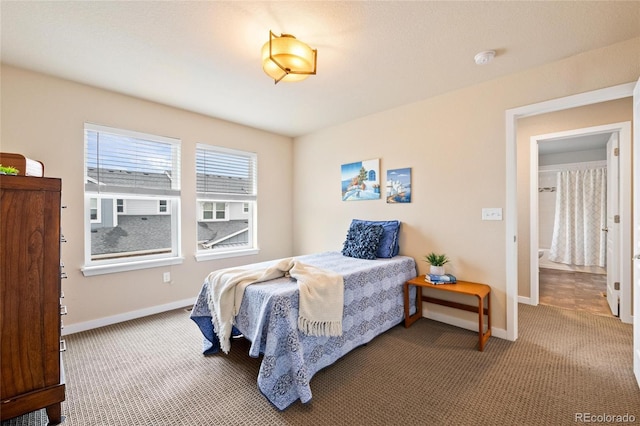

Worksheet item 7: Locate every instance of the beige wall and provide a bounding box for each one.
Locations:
[2,36,638,335]
[0,65,294,329]
[516,99,633,298]
[293,37,640,332]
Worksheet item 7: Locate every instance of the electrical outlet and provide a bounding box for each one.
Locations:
[163,272,171,283]
[481,208,503,221]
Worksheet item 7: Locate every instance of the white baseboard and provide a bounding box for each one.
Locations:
[518,296,536,305]
[62,298,196,336]
[63,297,509,341]
[422,310,507,340]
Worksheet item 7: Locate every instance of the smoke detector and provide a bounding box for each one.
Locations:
[474,50,495,65]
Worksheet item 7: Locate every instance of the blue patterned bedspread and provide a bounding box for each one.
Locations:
[190,251,417,410]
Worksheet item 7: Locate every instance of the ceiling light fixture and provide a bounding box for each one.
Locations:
[474,50,495,65]
[262,30,317,84]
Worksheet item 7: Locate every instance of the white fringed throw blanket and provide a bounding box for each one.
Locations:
[205,258,344,354]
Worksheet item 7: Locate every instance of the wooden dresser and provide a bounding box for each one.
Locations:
[1,175,65,424]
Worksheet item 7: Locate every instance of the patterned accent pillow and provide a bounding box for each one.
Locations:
[351,219,400,258]
[341,222,384,260]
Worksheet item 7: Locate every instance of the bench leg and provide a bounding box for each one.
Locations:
[477,293,491,351]
[477,295,484,351]
[404,283,422,328]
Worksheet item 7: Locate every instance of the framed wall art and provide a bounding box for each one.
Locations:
[341,159,380,201]
[386,167,411,203]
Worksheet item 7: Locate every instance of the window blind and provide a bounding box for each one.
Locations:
[196,144,256,200]
[85,123,181,196]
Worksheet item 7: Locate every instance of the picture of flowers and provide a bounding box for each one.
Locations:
[341,159,380,201]
[386,167,411,203]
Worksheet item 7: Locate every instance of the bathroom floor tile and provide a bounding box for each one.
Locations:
[539,268,613,317]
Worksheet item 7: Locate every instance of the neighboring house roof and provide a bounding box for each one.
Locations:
[91,215,172,255]
[197,174,251,194]
[87,168,174,190]
[87,168,251,194]
[198,220,249,248]
[91,215,248,256]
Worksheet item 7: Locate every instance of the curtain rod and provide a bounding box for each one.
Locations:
[538,160,606,173]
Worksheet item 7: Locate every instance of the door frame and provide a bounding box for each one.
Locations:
[606,132,621,318]
[505,81,636,341]
[526,123,631,323]
[632,77,640,389]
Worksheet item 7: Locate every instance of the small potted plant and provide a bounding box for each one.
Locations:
[0,165,19,175]
[424,252,449,276]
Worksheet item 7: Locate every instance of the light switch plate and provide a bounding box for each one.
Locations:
[482,208,502,221]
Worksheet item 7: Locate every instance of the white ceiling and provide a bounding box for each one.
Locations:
[2,1,639,138]
[538,132,611,155]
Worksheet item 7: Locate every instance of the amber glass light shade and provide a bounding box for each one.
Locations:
[261,31,317,84]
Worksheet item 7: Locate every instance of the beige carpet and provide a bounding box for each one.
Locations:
[2,304,638,426]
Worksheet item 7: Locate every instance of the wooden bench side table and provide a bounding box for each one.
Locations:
[403,276,491,351]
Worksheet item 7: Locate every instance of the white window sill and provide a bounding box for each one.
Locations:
[81,256,184,276]
[195,248,259,262]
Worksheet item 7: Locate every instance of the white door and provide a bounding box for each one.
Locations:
[633,77,640,389]
[606,133,620,316]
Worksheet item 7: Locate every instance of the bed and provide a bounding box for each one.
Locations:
[190,221,417,410]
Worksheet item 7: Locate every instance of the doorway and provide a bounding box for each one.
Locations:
[504,82,636,343]
[528,124,630,319]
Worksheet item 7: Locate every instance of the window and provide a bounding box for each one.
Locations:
[202,202,214,220]
[82,123,183,276]
[199,201,227,221]
[215,202,226,219]
[196,144,257,260]
[90,197,101,222]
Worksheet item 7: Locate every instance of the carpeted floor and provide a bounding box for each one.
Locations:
[2,304,638,426]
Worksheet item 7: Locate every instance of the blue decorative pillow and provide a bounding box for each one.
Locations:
[351,219,400,258]
[342,223,384,260]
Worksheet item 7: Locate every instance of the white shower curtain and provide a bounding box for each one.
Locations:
[549,167,606,267]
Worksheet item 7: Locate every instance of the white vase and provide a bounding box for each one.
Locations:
[430,265,445,276]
